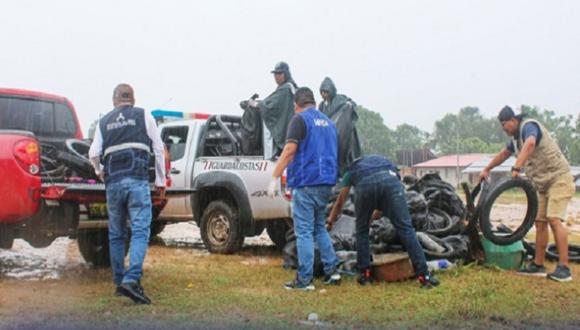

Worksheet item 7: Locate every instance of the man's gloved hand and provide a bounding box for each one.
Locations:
[248,99,259,108]
[267,177,278,199]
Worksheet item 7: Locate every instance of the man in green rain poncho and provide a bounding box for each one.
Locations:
[248,62,298,155]
[319,77,362,175]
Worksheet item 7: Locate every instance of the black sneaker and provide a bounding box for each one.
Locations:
[284,278,315,291]
[114,286,123,297]
[518,262,547,277]
[119,282,152,304]
[418,273,440,289]
[323,272,341,285]
[357,268,373,286]
[547,264,572,282]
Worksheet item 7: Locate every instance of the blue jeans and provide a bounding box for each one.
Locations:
[354,172,428,277]
[292,185,338,284]
[106,177,152,285]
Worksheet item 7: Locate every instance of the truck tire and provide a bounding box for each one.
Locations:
[266,219,291,250]
[77,229,114,267]
[0,226,14,249]
[200,200,244,254]
[479,178,538,246]
[150,222,166,238]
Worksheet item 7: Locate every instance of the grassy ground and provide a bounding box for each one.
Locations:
[2,238,580,329]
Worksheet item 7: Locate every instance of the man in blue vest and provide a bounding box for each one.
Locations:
[327,155,440,288]
[268,87,341,291]
[89,84,166,304]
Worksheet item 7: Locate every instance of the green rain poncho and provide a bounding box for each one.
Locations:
[259,79,297,152]
[319,77,362,175]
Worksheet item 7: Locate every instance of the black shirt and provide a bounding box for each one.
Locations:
[285,114,306,144]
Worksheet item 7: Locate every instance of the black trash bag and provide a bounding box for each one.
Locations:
[336,251,358,273]
[369,217,398,244]
[282,227,325,277]
[240,101,263,156]
[406,190,429,231]
[403,174,418,187]
[330,214,357,251]
[370,242,390,254]
[332,234,357,251]
[410,172,466,219]
[282,238,298,269]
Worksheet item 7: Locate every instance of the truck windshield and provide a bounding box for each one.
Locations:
[0,96,76,137]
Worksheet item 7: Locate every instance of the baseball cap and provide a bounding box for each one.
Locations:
[271,61,289,74]
[497,106,516,122]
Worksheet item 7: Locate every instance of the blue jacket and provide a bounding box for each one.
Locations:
[349,155,399,186]
[287,108,338,188]
[100,106,152,184]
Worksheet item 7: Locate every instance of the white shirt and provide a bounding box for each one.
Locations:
[89,108,166,187]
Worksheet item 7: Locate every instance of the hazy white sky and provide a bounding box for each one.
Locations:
[1,0,579,134]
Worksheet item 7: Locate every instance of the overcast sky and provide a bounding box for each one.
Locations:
[1,0,579,134]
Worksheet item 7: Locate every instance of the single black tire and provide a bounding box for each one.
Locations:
[57,151,95,179]
[65,139,91,159]
[266,219,291,250]
[479,178,538,246]
[150,222,166,238]
[425,208,458,237]
[0,226,14,249]
[545,243,580,263]
[419,233,457,260]
[200,200,244,254]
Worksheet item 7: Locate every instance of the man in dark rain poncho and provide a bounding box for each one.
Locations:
[257,62,298,154]
[319,77,362,175]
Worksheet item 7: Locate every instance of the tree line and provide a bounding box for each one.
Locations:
[356,105,580,166]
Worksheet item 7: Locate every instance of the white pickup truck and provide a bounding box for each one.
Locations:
[157,113,292,253]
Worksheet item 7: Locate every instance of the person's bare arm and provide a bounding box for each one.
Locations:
[480,148,512,181]
[272,142,297,178]
[327,186,350,229]
[512,136,536,177]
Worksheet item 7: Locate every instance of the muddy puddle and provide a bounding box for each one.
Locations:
[0,222,276,281]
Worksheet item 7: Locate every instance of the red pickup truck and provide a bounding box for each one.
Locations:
[0,88,185,266]
[0,88,82,249]
[0,130,41,228]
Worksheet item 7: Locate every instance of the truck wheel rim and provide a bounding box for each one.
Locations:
[208,214,230,246]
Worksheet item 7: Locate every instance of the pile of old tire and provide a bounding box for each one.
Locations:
[408,173,464,238]
[478,178,538,246]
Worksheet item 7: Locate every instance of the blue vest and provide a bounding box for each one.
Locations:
[287,108,338,188]
[99,106,152,184]
[349,155,399,186]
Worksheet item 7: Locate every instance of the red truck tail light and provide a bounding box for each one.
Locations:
[13,139,40,175]
[280,172,292,201]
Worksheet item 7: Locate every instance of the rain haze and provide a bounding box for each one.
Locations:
[1,0,579,134]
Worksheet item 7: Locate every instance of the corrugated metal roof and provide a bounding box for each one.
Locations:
[462,156,516,173]
[413,154,489,168]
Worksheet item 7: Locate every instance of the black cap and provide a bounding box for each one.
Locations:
[497,106,516,122]
[271,61,289,74]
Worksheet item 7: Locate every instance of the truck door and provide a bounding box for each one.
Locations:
[159,125,190,219]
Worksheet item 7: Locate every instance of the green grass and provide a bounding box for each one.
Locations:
[4,240,580,329]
